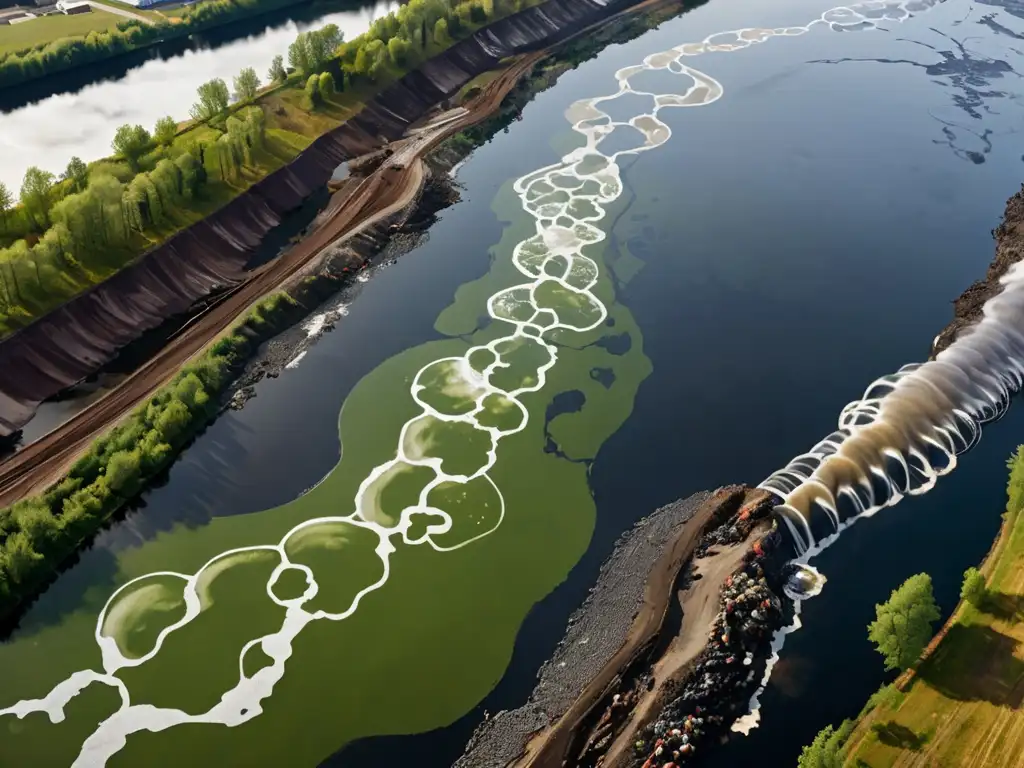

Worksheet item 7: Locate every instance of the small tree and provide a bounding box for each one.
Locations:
[0,182,12,230]
[62,156,89,192]
[190,78,230,122]
[868,573,940,672]
[111,124,153,171]
[317,71,335,102]
[154,116,177,145]
[961,566,987,607]
[798,722,851,768]
[105,449,141,493]
[233,66,260,102]
[267,54,287,84]
[305,73,321,108]
[20,166,55,231]
[434,17,449,46]
[387,36,410,67]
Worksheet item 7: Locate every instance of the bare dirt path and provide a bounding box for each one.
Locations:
[515,493,732,768]
[599,536,756,767]
[0,53,541,508]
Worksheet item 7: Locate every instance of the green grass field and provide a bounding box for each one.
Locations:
[0,10,123,56]
[843,470,1024,768]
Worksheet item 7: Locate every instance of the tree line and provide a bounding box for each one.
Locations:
[0,0,543,609]
[0,293,297,617]
[0,102,266,330]
[797,445,1024,767]
[0,0,536,330]
[0,0,304,90]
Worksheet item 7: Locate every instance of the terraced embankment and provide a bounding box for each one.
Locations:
[456,486,788,768]
[0,0,679,508]
[0,0,654,444]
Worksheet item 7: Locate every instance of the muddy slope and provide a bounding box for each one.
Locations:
[0,0,639,439]
[931,184,1024,356]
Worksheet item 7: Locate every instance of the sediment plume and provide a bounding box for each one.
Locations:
[762,185,1024,555]
[0,0,639,439]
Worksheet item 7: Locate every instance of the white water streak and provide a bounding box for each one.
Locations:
[0,0,944,759]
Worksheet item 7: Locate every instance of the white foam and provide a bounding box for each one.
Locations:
[0,0,943,759]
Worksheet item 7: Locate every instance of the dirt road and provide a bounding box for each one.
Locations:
[599,533,760,767]
[0,54,540,508]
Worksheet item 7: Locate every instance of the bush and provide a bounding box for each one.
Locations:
[961,566,987,607]
[105,449,142,494]
[305,73,322,108]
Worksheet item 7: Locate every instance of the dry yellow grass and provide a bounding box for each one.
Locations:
[843,492,1024,768]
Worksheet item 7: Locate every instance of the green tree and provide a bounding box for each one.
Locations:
[1007,445,1024,515]
[798,722,851,768]
[3,531,42,585]
[868,573,940,671]
[155,399,191,442]
[317,71,335,101]
[173,372,208,411]
[305,73,321,108]
[387,35,410,67]
[267,54,287,84]
[62,156,89,192]
[233,66,260,102]
[154,115,177,145]
[961,566,987,607]
[0,182,11,230]
[434,17,449,45]
[111,124,152,171]
[104,449,141,493]
[190,78,230,122]
[20,166,55,231]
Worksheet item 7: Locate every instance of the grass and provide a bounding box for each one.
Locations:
[843,484,1024,767]
[454,68,503,104]
[88,0,163,20]
[0,9,122,56]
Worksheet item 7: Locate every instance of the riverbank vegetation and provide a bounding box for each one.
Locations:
[798,446,1024,767]
[0,0,306,89]
[0,292,299,620]
[0,9,123,57]
[0,0,534,336]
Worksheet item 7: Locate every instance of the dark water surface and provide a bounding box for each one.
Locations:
[5,0,1024,764]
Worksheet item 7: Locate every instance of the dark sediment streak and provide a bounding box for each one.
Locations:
[0,0,642,439]
[931,183,1024,356]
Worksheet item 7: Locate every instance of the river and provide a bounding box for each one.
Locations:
[1,0,1023,765]
[0,0,396,194]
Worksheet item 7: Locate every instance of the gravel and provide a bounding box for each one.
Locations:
[454,491,712,768]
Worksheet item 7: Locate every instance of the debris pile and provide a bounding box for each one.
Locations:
[631,527,789,767]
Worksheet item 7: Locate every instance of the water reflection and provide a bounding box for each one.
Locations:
[0,0,396,191]
[812,16,1023,162]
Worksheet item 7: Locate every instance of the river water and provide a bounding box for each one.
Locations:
[0,0,396,193]
[2,0,1024,765]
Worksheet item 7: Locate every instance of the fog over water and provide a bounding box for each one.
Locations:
[0,0,396,193]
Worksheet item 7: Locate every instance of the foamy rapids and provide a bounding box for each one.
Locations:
[0,0,965,758]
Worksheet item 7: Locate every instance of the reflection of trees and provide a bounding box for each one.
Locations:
[812,23,1022,163]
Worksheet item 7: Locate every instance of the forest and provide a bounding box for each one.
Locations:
[0,0,309,89]
[0,292,298,619]
[0,0,530,615]
[0,0,526,335]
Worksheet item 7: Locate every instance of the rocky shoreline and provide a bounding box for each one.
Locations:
[452,487,791,768]
[455,492,711,768]
[228,166,462,410]
[932,183,1024,356]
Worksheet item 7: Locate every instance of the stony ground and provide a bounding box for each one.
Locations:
[454,491,711,768]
